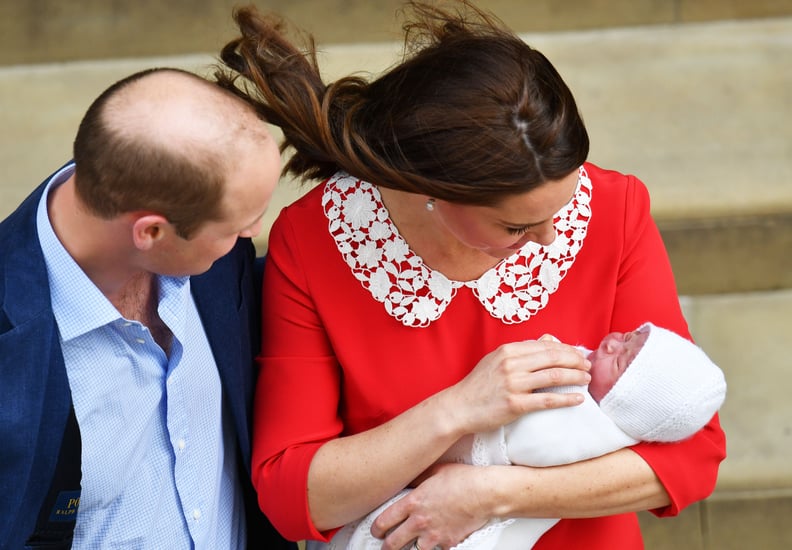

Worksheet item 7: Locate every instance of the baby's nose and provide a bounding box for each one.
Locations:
[600,332,624,353]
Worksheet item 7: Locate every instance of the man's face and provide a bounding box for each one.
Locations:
[151,134,281,276]
[587,327,650,403]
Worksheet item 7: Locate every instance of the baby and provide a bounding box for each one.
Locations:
[329,322,727,550]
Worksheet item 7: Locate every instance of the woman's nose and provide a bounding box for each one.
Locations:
[532,221,557,246]
[518,220,556,247]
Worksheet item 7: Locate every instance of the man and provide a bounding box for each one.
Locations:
[0,68,293,549]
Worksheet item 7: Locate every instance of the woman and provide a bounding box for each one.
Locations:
[216,2,726,548]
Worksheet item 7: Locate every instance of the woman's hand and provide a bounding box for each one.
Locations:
[370,448,670,549]
[370,462,493,550]
[305,337,590,532]
[437,338,591,436]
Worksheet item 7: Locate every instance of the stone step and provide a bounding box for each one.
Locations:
[2,0,791,66]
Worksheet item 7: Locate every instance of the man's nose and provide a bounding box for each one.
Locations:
[240,219,264,239]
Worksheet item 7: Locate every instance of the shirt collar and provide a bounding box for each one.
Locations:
[36,163,190,342]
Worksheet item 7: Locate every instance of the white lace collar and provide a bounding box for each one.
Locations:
[322,166,592,327]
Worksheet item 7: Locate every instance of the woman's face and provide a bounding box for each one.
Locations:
[587,327,650,403]
[432,170,579,259]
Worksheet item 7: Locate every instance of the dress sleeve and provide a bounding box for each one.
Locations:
[609,175,727,516]
[251,206,343,541]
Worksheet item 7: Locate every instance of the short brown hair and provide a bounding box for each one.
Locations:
[72,68,225,239]
[216,0,588,205]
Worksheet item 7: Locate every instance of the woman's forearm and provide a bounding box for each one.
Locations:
[307,391,462,530]
[487,448,670,519]
[307,339,592,531]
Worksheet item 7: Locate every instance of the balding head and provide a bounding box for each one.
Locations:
[73,67,273,238]
[108,70,263,161]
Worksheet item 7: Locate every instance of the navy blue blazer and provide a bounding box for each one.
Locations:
[0,168,293,549]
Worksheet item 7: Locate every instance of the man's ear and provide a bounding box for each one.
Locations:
[131,213,169,250]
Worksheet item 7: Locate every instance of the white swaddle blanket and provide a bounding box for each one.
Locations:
[327,385,637,550]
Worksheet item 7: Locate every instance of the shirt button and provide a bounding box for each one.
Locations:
[177,439,186,450]
[135,338,145,344]
[122,321,132,327]
[192,508,201,520]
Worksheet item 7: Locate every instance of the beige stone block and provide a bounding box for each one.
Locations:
[638,504,704,550]
[705,495,792,550]
[0,0,678,66]
[682,289,792,493]
[2,0,791,65]
[0,0,240,65]
[436,0,677,33]
[679,0,792,22]
[660,213,792,294]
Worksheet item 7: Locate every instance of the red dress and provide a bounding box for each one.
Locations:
[253,163,727,547]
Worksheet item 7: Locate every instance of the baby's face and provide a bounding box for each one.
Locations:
[587,327,650,403]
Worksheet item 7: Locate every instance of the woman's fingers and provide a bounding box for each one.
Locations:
[372,464,492,550]
[368,491,408,543]
[489,339,590,389]
[444,339,591,433]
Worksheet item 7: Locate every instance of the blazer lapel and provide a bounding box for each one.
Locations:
[190,240,257,470]
[0,183,73,535]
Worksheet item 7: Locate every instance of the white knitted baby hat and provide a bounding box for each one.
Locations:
[599,323,727,442]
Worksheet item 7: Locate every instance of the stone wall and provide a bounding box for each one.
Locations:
[1,0,791,65]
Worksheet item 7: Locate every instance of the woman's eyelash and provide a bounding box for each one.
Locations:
[506,226,530,235]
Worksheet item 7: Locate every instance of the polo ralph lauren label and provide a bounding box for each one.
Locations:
[49,490,80,522]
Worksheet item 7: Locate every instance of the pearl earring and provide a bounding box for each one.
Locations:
[425,198,435,212]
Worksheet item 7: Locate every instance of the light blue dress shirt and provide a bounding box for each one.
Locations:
[36,164,245,549]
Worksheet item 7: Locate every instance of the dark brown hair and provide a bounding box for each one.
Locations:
[73,67,225,239]
[216,0,589,205]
